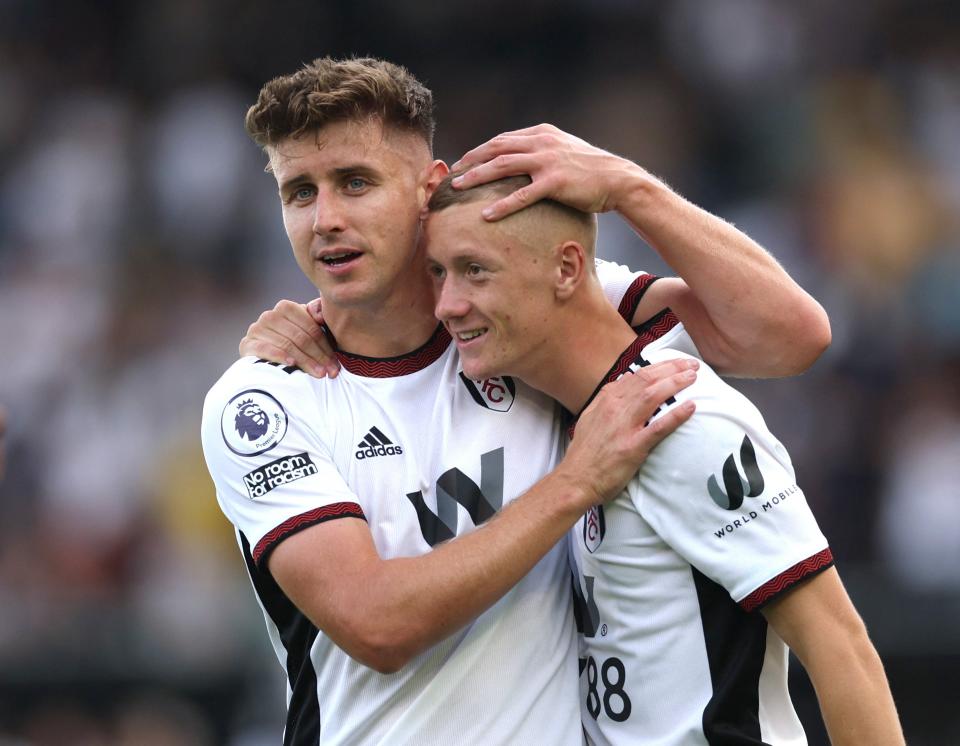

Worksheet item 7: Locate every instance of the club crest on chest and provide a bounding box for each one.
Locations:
[459,373,516,412]
[583,505,606,553]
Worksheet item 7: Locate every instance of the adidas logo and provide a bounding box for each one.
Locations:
[355,426,404,460]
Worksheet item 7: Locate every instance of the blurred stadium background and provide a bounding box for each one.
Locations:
[1,1,958,743]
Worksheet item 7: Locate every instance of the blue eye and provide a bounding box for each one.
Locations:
[346,177,368,191]
[293,186,314,201]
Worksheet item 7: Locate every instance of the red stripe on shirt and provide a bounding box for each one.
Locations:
[739,547,834,612]
[253,502,366,568]
[617,274,659,322]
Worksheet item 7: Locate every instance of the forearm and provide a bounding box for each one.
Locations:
[279,361,696,673]
[801,634,904,745]
[615,170,830,376]
[328,469,589,671]
[764,570,904,745]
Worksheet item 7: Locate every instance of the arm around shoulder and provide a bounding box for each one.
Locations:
[762,568,905,746]
[620,175,831,378]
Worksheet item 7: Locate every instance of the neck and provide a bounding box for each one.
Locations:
[323,275,439,358]
[516,289,638,414]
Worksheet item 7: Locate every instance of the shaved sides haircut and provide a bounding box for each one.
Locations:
[428,172,598,259]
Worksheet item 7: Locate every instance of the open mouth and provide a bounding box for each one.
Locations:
[321,251,362,266]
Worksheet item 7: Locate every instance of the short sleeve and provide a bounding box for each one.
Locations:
[594,258,657,323]
[631,348,832,611]
[201,359,365,571]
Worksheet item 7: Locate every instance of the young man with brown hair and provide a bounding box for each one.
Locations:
[204,57,830,744]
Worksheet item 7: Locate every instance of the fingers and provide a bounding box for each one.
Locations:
[563,357,699,506]
[452,124,559,171]
[452,153,538,188]
[451,135,532,173]
[638,398,696,452]
[593,358,699,421]
[608,359,698,454]
[306,297,324,324]
[451,153,556,220]
[239,302,339,378]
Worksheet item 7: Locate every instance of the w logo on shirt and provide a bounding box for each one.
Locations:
[707,435,765,510]
[406,448,504,547]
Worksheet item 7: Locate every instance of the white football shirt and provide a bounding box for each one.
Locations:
[201,260,646,745]
[570,314,831,746]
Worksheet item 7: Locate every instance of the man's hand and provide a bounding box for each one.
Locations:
[560,358,698,509]
[450,123,645,220]
[238,299,340,378]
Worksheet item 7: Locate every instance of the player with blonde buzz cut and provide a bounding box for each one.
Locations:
[421,169,905,746]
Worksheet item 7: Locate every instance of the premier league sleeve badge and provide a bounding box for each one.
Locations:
[221,389,289,456]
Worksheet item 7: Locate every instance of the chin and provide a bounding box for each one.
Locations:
[461,358,496,382]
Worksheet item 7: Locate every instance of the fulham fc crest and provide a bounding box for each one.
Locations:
[459,373,516,412]
[583,505,606,553]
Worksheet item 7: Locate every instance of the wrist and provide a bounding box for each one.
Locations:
[610,163,668,217]
[545,465,601,517]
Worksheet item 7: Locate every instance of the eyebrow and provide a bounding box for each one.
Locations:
[278,173,312,195]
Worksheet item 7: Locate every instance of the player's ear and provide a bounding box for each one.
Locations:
[555,241,587,301]
[419,160,449,216]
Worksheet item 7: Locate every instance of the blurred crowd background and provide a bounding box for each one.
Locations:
[1,0,958,743]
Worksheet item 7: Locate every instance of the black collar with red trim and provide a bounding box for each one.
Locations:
[564,307,680,437]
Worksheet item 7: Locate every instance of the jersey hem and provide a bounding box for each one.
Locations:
[253,502,367,568]
[739,547,834,612]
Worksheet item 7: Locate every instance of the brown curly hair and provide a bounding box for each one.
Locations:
[245,56,435,151]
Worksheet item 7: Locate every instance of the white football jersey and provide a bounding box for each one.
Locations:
[570,314,831,746]
[201,260,647,745]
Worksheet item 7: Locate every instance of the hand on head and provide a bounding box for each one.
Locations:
[450,123,644,220]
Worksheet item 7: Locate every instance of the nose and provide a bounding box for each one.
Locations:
[312,193,347,235]
[434,277,471,323]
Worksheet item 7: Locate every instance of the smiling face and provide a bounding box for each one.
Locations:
[269,118,438,311]
[426,200,561,381]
